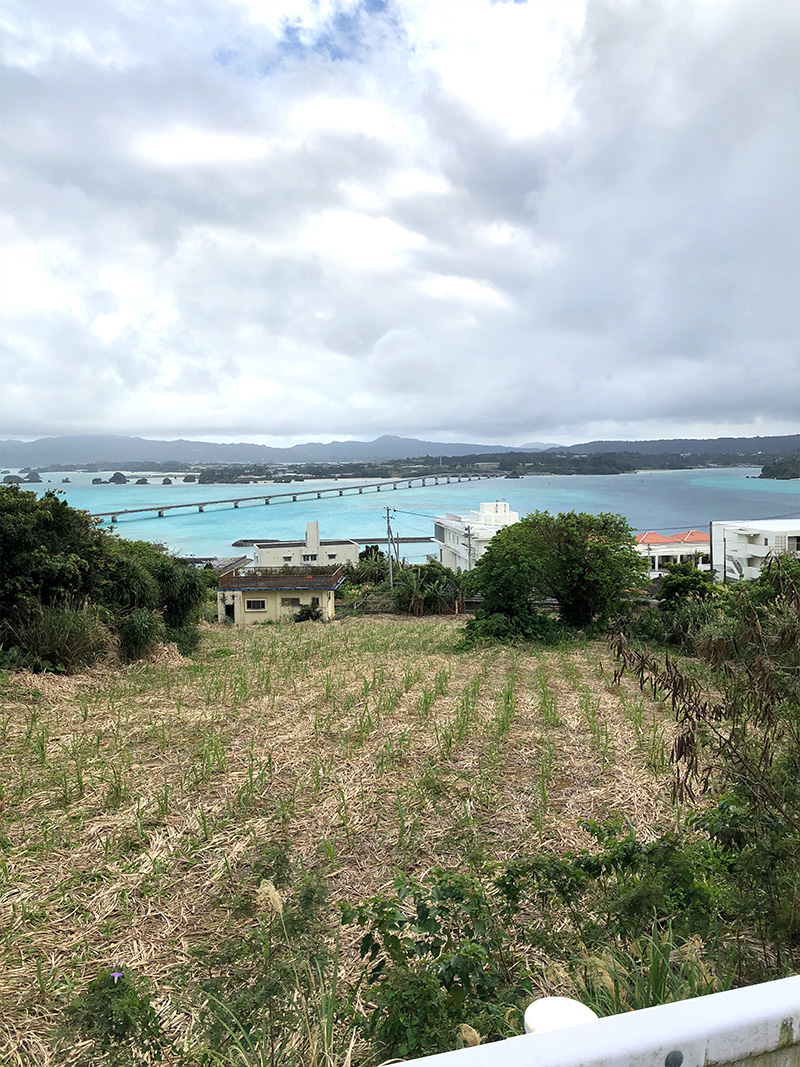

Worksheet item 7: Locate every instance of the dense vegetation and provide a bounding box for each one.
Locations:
[465,510,646,637]
[0,486,207,671]
[449,448,791,475]
[1,490,798,1064]
[24,445,793,485]
[758,452,800,480]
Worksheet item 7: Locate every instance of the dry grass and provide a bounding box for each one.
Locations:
[0,616,677,1063]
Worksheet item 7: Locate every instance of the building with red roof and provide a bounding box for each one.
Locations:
[635,530,710,578]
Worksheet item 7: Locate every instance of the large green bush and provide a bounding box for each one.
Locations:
[0,486,205,671]
[5,603,114,673]
[472,510,647,630]
[391,561,467,616]
[116,607,166,662]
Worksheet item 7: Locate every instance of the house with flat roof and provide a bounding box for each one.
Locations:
[217,565,344,624]
[710,518,800,582]
[252,521,359,568]
[635,530,710,579]
[433,501,519,571]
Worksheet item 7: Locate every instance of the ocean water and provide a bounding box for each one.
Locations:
[19,468,799,562]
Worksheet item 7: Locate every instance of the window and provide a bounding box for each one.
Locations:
[281,597,301,607]
[311,597,320,607]
[327,553,337,560]
[283,555,292,562]
[246,599,266,611]
[302,554,317,562]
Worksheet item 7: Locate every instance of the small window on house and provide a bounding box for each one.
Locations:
[327,553,337,560]
[246,599,266,611]
[311,597,320,607]
[281,597,301,607]
[302,554,317,562]
[283,555,292,562]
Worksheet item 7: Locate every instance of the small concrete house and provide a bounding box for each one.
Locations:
[635,530,711,579]
[253,522,360,568]
[217,565,344,624]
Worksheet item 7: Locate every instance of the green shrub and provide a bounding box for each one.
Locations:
[191,853,333,1062]
[368,967,452,1058]
[115,608,165,661]
[391,561,467,616]
[295,604,323,622]
[658,562,716,605]
[461,609,568,647]
[166,624,201,655]
[345,868,528,1057]
[63,965,169,1063]
[472,510,646,629]
[344,822,740,1057]
[573,920,733,1016]
[9,602,113,673]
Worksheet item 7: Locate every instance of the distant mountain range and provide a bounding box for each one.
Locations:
[553,435,800,456]
[0,433,797,467]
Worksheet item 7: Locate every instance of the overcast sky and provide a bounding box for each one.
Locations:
[1,0,798,447]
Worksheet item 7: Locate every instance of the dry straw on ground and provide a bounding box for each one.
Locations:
[0,616,678,1063]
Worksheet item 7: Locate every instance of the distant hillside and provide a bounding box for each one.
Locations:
[0,434,527,467]
[758,453,800,480]
[552,435,800,456]
[0,432,796,468]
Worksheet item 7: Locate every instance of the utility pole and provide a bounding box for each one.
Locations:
[386,507,394,588]
[466,524,472,571]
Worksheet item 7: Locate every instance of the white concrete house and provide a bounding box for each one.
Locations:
[710,518,800,582]
[635,530,711,579]
[433,501,519,571]
[253,522,360,568]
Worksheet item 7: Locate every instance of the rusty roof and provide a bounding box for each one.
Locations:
[218,566,344,592]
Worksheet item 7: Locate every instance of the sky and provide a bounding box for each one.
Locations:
[1,0,798,448]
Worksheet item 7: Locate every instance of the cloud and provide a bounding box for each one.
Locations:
[0,0,797,445]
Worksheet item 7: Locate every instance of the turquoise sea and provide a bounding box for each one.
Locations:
[19,468,799,562]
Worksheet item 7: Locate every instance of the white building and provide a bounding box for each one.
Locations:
[710,518,800,582]
[634,530,711,579]
[252,522,360,568]
[433,501,519,571]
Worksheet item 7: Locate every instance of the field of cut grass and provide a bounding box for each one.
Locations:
[0,616,679,1064]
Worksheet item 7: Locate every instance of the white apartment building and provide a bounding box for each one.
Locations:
[710,518,800,582]
[252,522,360,568]
[433,501,519,571]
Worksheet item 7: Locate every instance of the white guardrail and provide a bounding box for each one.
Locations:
[403,976,800,1067]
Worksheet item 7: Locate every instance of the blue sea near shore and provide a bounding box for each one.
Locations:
[19,468,799,563]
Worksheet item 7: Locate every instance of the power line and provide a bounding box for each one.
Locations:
[632,512,800,533]
[390,507,437,520]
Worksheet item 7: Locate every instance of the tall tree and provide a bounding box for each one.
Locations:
[474,510,646,628]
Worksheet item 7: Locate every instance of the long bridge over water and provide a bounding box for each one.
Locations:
[93,472,500,523]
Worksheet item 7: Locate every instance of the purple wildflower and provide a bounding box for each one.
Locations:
[110,969,123,984]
